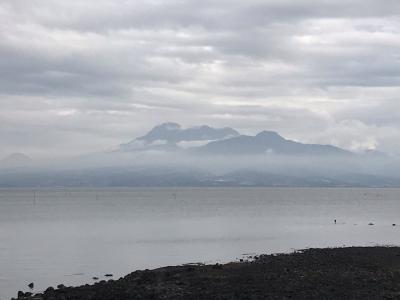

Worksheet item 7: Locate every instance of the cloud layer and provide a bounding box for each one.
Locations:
[1,0,400,158]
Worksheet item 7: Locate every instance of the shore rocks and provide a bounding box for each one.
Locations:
[16,291,32,299]
[20,247,400,300]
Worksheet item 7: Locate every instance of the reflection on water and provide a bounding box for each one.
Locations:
[1,187,400,299]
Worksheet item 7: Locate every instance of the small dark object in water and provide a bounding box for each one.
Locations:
[105,274,113,277]
[334,219,337,224]
[28,282,34,289]
[92,277,99,280]
[368,222,374,226]
[393,224,396,226]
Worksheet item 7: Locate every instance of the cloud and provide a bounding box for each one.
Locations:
[1,0,400,158]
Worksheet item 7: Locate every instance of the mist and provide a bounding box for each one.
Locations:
[1,148,399,187]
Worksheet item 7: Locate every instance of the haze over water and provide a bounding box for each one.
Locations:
[1,187,400,299]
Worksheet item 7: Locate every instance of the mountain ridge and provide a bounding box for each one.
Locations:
[119,122,240,152]
[194,131,351,156]
[119,123,353,157]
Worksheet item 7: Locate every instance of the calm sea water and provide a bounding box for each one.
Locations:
[1,187,400,299]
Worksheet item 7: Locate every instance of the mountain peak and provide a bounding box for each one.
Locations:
[255,130,284,140]
[120,123,240,151]
[157,122,181,130]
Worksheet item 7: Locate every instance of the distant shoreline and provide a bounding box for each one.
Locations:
[17,246,400,300]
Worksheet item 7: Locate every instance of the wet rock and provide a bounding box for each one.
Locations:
[28,283,34,289]
[92,277,99,280]
[104,274,113,277]
[56,284,65,289]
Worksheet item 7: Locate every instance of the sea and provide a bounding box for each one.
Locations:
[1,187,400,299]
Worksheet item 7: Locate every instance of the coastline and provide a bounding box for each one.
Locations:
[15,246,400,300]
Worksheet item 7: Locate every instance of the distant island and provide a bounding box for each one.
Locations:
[0,123,398,188]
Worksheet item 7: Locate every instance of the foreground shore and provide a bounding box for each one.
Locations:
[16,246,400,300]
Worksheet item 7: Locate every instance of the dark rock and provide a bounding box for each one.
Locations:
[104,274,113,277]
[28,282,34,289]
[56,284,65,289]
[44,287,54,293]
[18,247,400,300]
[212,263,223,270]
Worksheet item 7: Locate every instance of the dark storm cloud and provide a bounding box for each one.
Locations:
[1,0,400,157]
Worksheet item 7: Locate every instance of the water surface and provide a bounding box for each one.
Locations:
[1,187,400,299]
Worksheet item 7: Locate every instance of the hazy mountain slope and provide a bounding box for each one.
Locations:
[0,153,32,168]
[195,130,352,156]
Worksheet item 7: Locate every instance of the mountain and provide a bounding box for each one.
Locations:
[1,153,32,168]
[119,122,239,151]
[137,122,239,143]
[119,123,352,156]
[194,130,352,156]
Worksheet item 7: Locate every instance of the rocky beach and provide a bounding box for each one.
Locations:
[14,247,400,300]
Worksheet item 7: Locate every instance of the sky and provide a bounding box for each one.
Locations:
[1,0,400,158]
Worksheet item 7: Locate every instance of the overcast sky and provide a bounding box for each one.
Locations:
[1,0,400,158]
